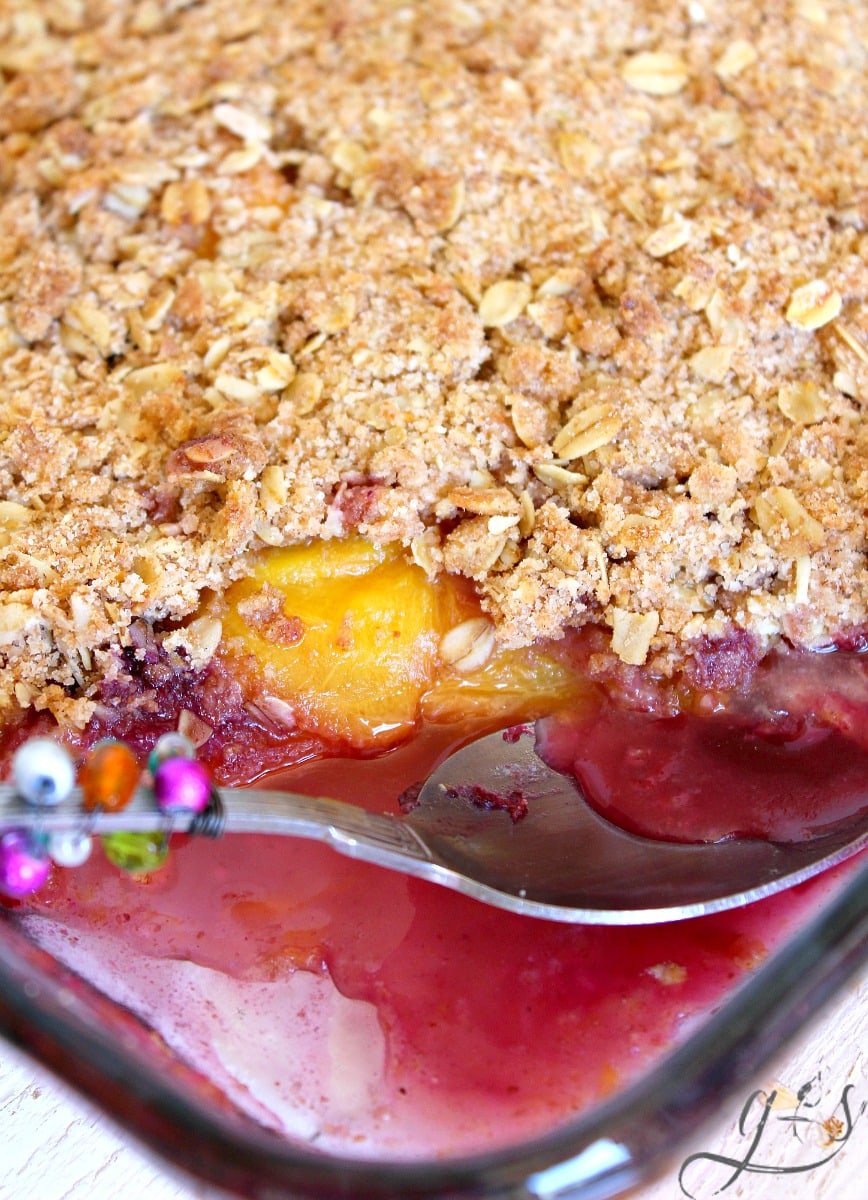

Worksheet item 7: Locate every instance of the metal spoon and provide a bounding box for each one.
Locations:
[1,724,866,924]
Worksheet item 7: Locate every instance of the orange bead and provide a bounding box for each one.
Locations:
[79,740,140,812]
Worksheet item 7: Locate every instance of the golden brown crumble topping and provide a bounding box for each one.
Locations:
[0,0,866,725]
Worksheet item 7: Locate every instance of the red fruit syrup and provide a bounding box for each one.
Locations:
[6,643,867,1158]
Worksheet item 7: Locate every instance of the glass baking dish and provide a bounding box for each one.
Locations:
[0,839,865,1200]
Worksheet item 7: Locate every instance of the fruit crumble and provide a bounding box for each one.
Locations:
[0,0,865,733]
[1,1,867,1168]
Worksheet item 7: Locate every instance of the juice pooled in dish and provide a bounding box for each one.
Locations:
[0,0,867,1163]
[7,539,867,1157]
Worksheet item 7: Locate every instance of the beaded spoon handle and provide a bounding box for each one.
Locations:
[0,733,428,895]
[2,730,867,925]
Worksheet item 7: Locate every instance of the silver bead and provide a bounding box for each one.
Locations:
[148,731,195,775]
[46,830,93,869]
[12,738,76,807]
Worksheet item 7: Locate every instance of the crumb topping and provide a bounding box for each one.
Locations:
[0,0,866,724]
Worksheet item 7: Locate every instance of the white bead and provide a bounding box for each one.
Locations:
[47,830,93,868]
[12,738,76,807]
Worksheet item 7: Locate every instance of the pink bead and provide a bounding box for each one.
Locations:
[0,831,51,898]
[153,756,211,813]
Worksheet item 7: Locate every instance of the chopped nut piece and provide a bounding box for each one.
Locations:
[478,280,532,328]
[753,486,825,554]
[610,609,660,665]
[160,179,211,225]
[689,346,734,382]
[518,491,535,538]
[549,544,582,574]
[179,437,236,465]
[331,140,368,177]
[183,616,223,665]
[795,0,828,24]
[166,430,266,482]
[0,501,34,531]
[794,555,812,603]
[219,145,263,175]
[786,281,843,330]
[285,372,324,414]
[777,381,825,424]
[509,393,551,448]
[245,695,297,731]
[701,109,745,146]
[834,371,858,398]
[311,294,357,335]
[674,274,715,312]
[488,514,520,534]
[833,323,868,365]
[557,131,603,178]
[254,521,284,545]
[447,486,521,516]
[410,529,441,577]
[0,603,38,645]
[178,709,214,748]
[643,217,693,258]
[443,518,509,576]
[64,299,114,356]
[621,51,689,95]
[214,374,261,403]
[439,617,496,673]
[256,351,296,392]
[533,462,587,490]
[715,40,758,79]
[260,464,287,514]
[537,269,583,299]
[213,102,271,144]
[552,404,620,460]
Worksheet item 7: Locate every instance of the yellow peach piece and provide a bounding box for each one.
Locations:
[222,539,443,747]
[423,642,586,725]
[221,537,587,748]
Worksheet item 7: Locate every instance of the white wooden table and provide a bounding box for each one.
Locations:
[1,965,865,1200]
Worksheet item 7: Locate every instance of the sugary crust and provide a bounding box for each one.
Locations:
[0,0,866,724]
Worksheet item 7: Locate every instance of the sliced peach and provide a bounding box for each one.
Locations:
[423,642,589,726]
[219,537,588,750]
[221,539,444,747]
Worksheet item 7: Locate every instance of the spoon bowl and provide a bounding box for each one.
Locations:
[401,725,868,922]
[1,724,866,923]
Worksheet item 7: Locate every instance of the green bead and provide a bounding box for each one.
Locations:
[101,831,169,875]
